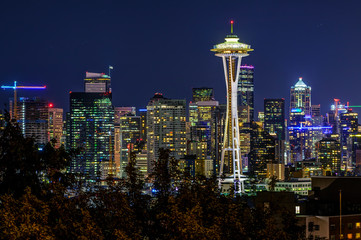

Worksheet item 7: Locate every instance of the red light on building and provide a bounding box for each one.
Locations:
[49,103,54,108]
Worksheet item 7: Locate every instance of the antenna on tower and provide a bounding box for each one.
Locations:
[230,20,234,34]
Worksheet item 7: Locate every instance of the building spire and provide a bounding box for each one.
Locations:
[230,20,234,34]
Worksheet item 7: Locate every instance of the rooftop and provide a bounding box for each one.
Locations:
[294,77,308,88]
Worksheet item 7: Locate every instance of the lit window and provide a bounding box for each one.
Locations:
[356,233,360,239]
[348,234,353,239]
[295,206,300,214]
[357,222,361,229]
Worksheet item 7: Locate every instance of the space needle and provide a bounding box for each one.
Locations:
[211,21,253,192]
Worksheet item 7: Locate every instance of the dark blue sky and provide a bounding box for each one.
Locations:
[1,0,361,115]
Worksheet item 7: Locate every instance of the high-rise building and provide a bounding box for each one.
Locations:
[48,105,63,148]
[211,22,253,190]
[316,138,341,174]
[264,99,285,141]
[289,78,313,162]
[146,93,186,173]
[348,133,361,174]
[192,88,214,102]
[188,100,216,158]
[189,100,219,126]
[119,114,141,177]
[18,97,49,148]
[340,109,358,169]
[139,109,147,140]
[84,72,111,93]
[289,77,311,119]
[238,65,254,121]
[67,72,114,182]
[248,122,276,179]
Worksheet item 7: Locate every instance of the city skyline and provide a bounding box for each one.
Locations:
[1,1,361,116]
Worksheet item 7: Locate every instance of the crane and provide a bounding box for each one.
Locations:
[1,81,46,120]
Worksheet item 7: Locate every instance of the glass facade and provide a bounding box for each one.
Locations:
[264,99,285,141]
[18,97,49,147]
[67,92,114,182]
[238,65,254,121]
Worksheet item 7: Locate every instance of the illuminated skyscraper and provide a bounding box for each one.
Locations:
[211,21,253,190]
[317,138,341,174]
[146,93,186,173]
[67,72,114,182]
[114,107,140,178]
[264,98,285,141]
[289,78,313,162]
[249,122,276,179]
[289,77,311,121]
[340,109,358,169]
[119,114,141,177]
[238,65,254,121]
[48,105,63,148]
[18,97,49,147]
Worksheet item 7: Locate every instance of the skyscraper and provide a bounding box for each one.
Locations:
[211,22,253,190]
[18,97,49,148]
[289,78,313,162]
[146,93,186,173]
[67,72,114,182]
[340,109,358,169]
[188,99,219,162]
[48,105,63,148]
[249,122,276,179]
[238,65,255,121]
[118,113,141,177]
[264,98,285,141]
[317,138,341,174]
[289,77,311,120]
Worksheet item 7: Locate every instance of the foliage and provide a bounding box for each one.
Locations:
[0,122,304,239]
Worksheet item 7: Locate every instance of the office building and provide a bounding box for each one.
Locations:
[146,93,186,173]
[18,97,49,147]
[289,78,313,162]
[248,122,276,179]
[48,105,63,148]
[189,100,218,126]
[316,138,341,174]
[238,65,254,121]
[139,108,147,142]
[340,109,358,169]
[264,98,285,141]
[289,77,311,118]
[67,72,114,182]
[119,114,141,177]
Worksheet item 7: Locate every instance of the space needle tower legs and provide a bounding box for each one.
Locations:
[211,21,253,193]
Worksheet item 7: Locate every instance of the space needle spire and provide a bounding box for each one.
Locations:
[211,20,253,192]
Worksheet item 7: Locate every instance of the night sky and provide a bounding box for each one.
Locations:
[1,0,361,116]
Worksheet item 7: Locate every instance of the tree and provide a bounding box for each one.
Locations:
[0,188,54,239]
[0,116,73,198]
